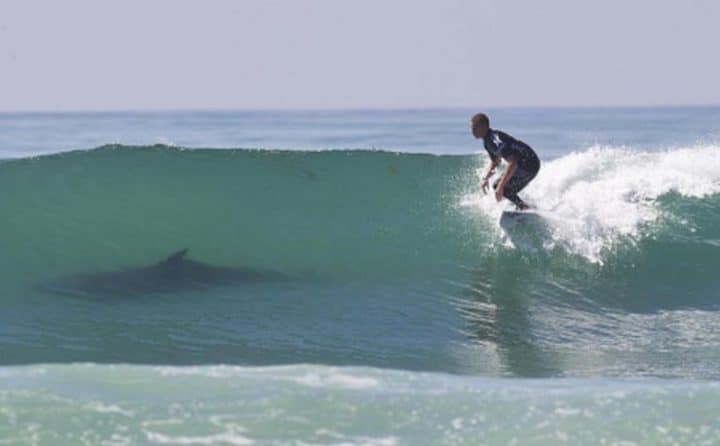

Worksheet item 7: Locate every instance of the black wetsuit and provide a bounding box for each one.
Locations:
[483,129,540,208]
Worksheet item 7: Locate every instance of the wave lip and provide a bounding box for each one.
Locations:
[466,144,720,263]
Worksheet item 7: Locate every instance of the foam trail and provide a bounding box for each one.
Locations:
[465,145,720,263]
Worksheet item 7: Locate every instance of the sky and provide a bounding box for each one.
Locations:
[1,0,719,111]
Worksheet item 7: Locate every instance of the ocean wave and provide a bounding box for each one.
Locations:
[2,144,718,271]
[1,363,718,445]
[1,144,718,373]
[463,144,720,263]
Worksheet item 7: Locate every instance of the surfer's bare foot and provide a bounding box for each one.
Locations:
[515,202,530,210]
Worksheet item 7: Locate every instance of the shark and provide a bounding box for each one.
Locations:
[39,248,288,297]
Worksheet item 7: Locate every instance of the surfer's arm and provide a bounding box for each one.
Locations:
[494,156,518,201]
[481,157,500,193]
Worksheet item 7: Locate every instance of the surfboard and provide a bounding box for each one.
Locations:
[500,209,544,225]
[501,209,541,217]
[498,209,552,249]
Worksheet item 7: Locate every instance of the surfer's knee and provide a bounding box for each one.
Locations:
[503,189,518,201]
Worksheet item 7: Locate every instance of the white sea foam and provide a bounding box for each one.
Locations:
[84,401,134,417]
[291,369,380,390]
[144,431,253,445]
[297,438,398,446]
[465,145,720,262]
[2,364,720,445]
[155,365,381,389]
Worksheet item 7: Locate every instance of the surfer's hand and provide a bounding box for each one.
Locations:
[481,178,489,194]
[494,185,504,202]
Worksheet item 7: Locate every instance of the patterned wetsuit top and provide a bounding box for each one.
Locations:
[483,128,540,172]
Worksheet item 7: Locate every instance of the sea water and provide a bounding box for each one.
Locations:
[1,107,719,444]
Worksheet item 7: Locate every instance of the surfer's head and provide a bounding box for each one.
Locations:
[470,113,490,139]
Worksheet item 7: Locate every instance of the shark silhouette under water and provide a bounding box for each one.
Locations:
[40,248,288,297]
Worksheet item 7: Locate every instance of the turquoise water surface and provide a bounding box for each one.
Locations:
[1,108,719,444]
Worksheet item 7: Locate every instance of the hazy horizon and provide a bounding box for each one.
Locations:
[2,0,719,111]
[3,103,720,115]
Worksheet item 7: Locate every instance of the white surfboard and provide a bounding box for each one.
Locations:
[498,209,554,249]
[501,209,544,219]
[500,209,546,226]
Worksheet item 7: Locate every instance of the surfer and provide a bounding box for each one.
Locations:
[471,113,540,210]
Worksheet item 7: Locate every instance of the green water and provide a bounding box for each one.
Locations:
[1,146,719,376]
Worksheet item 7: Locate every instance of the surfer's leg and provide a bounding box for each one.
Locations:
[504,189,527,209]
[503,168,537,209]
[493,174,526,207]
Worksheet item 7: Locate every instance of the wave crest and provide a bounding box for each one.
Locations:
[464,144,720,263]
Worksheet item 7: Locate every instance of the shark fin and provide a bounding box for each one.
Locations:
[160,248,188,265]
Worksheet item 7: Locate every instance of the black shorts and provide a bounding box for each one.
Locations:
[493,164,539,206]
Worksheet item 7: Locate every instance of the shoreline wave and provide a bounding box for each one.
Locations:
[2,363,719,445]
